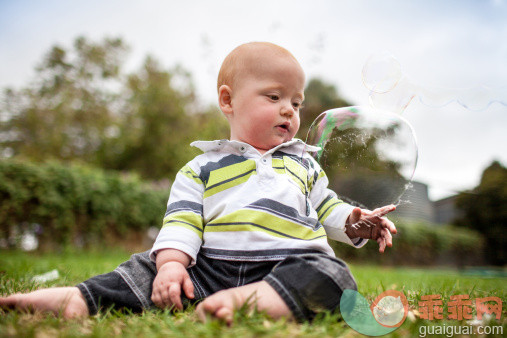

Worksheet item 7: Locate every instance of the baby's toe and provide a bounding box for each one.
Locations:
[0,294,20,309]
[196,297,220,322]
[214,306,234,324]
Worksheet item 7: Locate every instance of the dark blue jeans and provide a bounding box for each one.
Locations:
[76,250,357,321]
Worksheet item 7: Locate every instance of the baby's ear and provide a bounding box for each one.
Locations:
[218,85,233,116]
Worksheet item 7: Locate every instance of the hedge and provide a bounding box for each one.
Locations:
[332,219,485,267]
[0,160,168,249]
[0,160,486,266]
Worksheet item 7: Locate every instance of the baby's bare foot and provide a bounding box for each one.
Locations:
[0,287,88,318]
[195,281,291,324]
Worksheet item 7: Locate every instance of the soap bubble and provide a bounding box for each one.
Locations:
[362,52,403,94]
[362,52,415,114]
[363,52,507,113]
[304,106,418,210]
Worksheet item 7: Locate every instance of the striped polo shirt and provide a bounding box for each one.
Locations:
[150,139,366,265]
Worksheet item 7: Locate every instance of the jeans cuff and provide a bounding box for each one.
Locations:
[263,274,307,321]
[76,282,96,315]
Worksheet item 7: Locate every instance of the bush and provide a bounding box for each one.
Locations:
[332,219,484,267]
[0,160,168,249]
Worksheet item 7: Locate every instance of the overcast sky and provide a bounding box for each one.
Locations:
[1,0,506,200]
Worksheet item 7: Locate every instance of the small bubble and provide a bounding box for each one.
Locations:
[362,52,403,94]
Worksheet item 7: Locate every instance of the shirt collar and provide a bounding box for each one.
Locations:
[190,139,321,155]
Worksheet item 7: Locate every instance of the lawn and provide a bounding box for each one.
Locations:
[1,249,505,337]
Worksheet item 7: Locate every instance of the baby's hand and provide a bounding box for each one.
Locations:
[345,205,397,253]
[151,261,194,310]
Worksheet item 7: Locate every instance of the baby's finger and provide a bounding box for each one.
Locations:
[183,276,195,299]
[381,217,397,234]
[372,205,396,218]
[151,291,162,308]
[377,236,386,253]
[359,208,373,216]
[168,283,183,310]
[153,289,170,309]
[347,207,362,225]
[196,298,221,323]
[382,228,393,248]
[160,288,172,308]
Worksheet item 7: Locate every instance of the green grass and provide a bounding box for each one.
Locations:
[1,249,505,337]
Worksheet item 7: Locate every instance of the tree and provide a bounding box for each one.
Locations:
[298,78,351,139]
[112,57,228,179]
[0,36,229,180]
[1,37,127,165]
[454,161,507,265]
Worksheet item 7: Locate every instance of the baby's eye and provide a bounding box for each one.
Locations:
[268,95,279,101]
[292,102,302,109]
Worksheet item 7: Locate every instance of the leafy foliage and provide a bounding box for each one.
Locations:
[298,78,351,139]
[1,37,127,164]
[0,159,168,248]
[454,160,507,265]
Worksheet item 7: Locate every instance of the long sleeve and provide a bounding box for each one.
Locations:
[308,159,367,248]
[149,163,205,266]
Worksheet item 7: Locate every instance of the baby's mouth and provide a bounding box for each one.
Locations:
[276,123,290,132]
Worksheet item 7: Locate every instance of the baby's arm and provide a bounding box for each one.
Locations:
[345,205,397,253]
[151,248,194,310]
[150,161,205,309]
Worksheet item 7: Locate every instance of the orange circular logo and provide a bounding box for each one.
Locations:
[370,290,409,328]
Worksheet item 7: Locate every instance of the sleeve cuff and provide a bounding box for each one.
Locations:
[149,227,202,267]
[323,203,368,248]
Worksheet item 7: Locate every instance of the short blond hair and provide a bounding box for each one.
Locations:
[217,42,300,92]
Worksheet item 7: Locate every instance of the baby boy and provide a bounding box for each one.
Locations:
[0,42,396,323]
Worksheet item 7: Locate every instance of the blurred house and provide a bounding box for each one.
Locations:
[433,195,462,224]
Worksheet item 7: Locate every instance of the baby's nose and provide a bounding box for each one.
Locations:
[281,103,294,116]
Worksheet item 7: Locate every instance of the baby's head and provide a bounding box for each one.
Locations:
[217,42,305,153]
